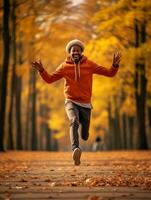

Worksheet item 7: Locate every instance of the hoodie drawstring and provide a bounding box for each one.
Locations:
[74,62,80,81]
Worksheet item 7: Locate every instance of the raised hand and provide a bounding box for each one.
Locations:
[31,60,44,72]
[113,52,122,67]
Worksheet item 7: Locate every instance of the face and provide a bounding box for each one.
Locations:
[70,45,82,63]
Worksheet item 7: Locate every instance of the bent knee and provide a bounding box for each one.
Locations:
[82,134,89,141]
[70,116,79,126]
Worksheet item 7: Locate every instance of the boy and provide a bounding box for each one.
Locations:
[32,39,121,165]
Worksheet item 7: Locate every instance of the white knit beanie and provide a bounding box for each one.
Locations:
[66,39,84,53]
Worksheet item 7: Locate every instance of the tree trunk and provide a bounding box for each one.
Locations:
[46,126,51,151]
[148,106,151,128]
[134,20,140,148]
[8,0,17,150]
[0,0,10,151]
[16,76,23,150]
[139,20,147,149]
[25,76,32,150]
[124,114,133,149]
[31,70,37,150]
[39,104,51,150]
[121,113,127,149]
[134,19,148,149]
[52,138,58,151]
[127,116,134,149]
[107,102,114,150]
[39,104,45,150]
[114,101,121,149]
[147,104,151,149]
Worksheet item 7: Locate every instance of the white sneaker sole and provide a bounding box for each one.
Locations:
[72,148,81,166]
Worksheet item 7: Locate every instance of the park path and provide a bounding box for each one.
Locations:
[0,151,151,200]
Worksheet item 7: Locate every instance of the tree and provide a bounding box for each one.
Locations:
[8,0,17,150]
[0,0,10,151]
[134,17,147,149]
[85,0,151,149]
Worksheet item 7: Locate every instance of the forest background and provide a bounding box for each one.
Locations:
[0,0,151,151]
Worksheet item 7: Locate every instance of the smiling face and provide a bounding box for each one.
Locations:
[70,45,82,63]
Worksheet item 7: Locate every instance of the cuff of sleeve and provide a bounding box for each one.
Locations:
[39,68,44,73]
[112,64,119,68]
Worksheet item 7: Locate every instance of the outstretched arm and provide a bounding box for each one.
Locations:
[31,60,64,83]
[93,52,122,77]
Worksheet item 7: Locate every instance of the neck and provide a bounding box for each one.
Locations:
[71,55,82,63]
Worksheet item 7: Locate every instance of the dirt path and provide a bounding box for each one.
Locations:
[0,151,151,199]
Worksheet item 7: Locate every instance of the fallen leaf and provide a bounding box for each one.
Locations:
[15,186,23,189]
[51,182,57,187]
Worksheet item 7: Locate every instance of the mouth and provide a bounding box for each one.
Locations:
[74,54,79,58]
[73,54,80,60]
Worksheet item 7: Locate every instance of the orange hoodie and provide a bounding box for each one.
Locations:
[39,56,118,103]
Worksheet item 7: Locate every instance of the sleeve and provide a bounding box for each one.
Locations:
[92,62,119,77]
[39,64,64,84]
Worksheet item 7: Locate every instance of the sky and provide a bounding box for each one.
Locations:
[71,0,84,6]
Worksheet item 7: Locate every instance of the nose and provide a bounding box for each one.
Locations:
[73,51,79,54]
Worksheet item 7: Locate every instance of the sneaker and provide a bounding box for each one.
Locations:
[72,148,81,166]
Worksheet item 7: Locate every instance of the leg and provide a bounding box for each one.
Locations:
[79,107,91,141]
[65,101,80,151]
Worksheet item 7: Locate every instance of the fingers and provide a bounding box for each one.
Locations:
[31,61,40,71]
[113,51,122,66]
[31,60,41,66]
[31,59,44,72]
[117,52,122,63]
[114,52,122,62]
[114,52,122,60]
[31,61,36,67]
[117,52,122,60]
[31,61,38,67]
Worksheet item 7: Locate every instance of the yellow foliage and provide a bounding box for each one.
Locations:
[52,131,67,139]
[2,0,151,148]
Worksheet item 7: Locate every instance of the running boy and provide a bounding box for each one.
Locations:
[32,39,121,165]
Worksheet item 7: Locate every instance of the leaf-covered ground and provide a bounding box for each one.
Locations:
[0,151,151,199]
